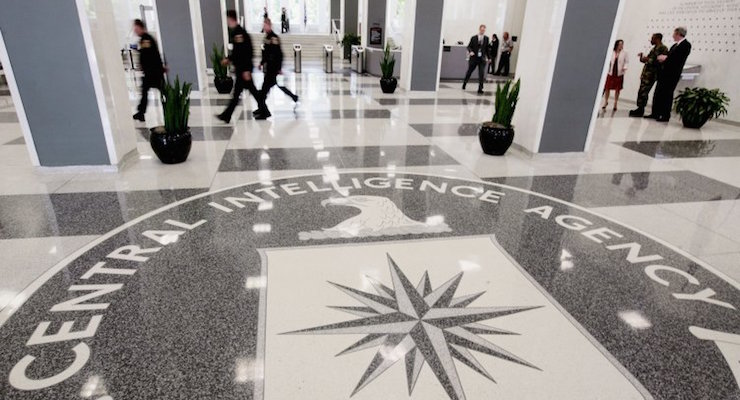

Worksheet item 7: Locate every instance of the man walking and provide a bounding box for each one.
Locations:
[495,32,514,77]
[462,24,489,94]
[647,27,691,122]
[629,33,668,117]
[132,19,165,122]
[217,10,263,124]
[255,18,298,119]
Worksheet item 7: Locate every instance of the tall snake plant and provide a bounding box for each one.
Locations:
[491,79,521,128]
[160,76,192,134]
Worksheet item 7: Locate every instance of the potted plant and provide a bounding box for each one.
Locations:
[379,44,397,94]
[150,76,192,164]
[341,33,360,60]
[674,87,730,129]
[479,79,520,156]
[211,44,233,94]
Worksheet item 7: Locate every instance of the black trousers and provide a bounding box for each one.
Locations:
[222,74,261,119]
[259,71,279,112]
[137,76,162,114]
[496,52,511,76]
[464,57,486,90]
[488,55,497,74]
[651,75,680,118]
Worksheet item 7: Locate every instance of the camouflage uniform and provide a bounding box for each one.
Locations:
[636,43,669,108]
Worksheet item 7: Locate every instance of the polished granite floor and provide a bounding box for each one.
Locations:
[0,64,738,399]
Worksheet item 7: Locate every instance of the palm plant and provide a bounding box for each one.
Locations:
[380,43,396,79]
[160,76,192,134]
[491,79,521,128]
[211,44,228,79]
[674,87,730,128]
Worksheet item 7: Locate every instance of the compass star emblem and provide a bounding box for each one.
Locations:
[285,255,542,400]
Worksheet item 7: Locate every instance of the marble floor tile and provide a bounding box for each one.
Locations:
[410,123,480,137]
[621,139,740,158]
[136,126,234,142]
[0,235,98,310]
[697,252,740,283]
[0,111,18,123]
[486,171,740,207]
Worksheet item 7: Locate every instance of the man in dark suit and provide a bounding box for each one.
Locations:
[647,27,691,122]
[463,24,490,94]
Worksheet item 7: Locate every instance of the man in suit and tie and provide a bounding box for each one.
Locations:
[647,27,692,122]
[463,24,490,94]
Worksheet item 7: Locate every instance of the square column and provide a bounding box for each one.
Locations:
[513,0,623,154]
[0,0,137,167]
[155,0,208,91]
[399,0,445,91]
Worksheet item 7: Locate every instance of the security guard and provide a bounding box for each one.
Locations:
[629,33,669,117]
[217,10,263,124]
[255,18,292,119]
[132,19,165,122]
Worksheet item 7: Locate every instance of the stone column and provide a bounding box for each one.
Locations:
[512,0,623,154]
[0,0,137,167]
[399,0,445,91]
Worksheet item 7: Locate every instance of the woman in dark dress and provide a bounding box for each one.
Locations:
[488,34,499,74]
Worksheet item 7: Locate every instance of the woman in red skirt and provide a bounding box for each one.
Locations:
[602,39,628,111]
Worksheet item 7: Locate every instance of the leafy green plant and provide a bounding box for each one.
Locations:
[341,33,361,59]
[674,87,730,126]
[160,76,192,134]
[341,33,361,48]
[491,79,521,128]
[211,44,228,79]
[380,44,396,79]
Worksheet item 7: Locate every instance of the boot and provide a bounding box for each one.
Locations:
[628,107,644,117]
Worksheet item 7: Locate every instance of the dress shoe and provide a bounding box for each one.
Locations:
[254,109,272,120]
[216,113,230,123]
[477,89,484,94]
[462,82,467,90]
[291,94,299,103]
[628,108,644,117]
[643,114,657,119]
[132,112,145,122]
[656,116,670,122]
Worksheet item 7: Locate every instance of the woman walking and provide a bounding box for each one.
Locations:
[602,39,628,111]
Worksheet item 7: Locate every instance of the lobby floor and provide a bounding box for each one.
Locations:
[0,65,738,399]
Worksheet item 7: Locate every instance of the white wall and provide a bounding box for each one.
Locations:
[441,0,507,45]
[616,0,740,122]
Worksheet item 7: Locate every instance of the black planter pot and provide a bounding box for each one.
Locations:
[680,113,711,129]
[380,77,398,94]
[478,122,514,156]
[150,126,192,164]
[214,76,234,94]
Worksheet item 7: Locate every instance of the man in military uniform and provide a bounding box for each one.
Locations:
[254,18,296,120]
[217,10,263,124]
[629,33,669,117]
[132,19,165,122]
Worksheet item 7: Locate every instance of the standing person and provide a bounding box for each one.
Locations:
[648,27,692,122]
[261,7,268,32]
[462,24,490,94]
[281,7,289,33]
[602,39,628,111]
[488,33,499,75]
[132,19,165,122]
[629,33,669,117]
[495,32,514,76]
[254,18,295,119]
[217,10,263,124]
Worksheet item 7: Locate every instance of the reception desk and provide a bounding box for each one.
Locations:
[440,45,472,80]
[364,47,401,78]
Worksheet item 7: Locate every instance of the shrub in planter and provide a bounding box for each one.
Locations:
[379,44,397,94]
[341,33,361,60]
[151,76,192,164]
[211,44,233,94]
[674,87,730,129]
[479,79,520,156]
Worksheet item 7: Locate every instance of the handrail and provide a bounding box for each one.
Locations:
[331,18,341,44]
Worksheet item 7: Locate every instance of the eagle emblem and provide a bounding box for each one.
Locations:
[298,195,452,240]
